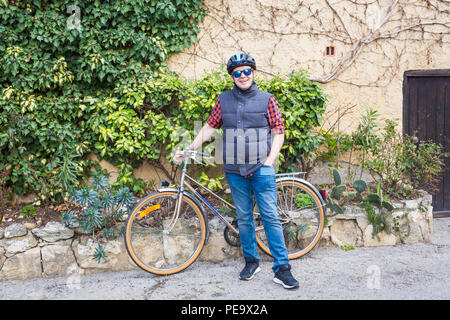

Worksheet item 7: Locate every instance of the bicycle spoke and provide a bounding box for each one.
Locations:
[255,179,325,260]
[124,191,206,275]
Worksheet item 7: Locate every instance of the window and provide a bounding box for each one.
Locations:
[325,46,335,57]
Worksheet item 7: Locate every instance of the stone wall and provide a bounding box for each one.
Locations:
[322,193,434,248]
[0,193,433,281]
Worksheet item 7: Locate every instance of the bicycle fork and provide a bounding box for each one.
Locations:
[167,163,188,234]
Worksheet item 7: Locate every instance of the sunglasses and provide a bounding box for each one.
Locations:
[232,68,252,78]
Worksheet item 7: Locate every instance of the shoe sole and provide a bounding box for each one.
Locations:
[273,277,299,289]
[240,266,261,281]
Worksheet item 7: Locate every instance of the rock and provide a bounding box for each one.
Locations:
[363,225,397,246]
[72,236,136,272]
[319,226,333,246]
[200,231,242,262]
[330,219,360,247]
[41,241,77,277]
[392,210,407,218]
[0,247,42,280]
[4,223,27,238]
[0,227,4,239]
[32,221,74,242]
[0,246,5,269]
[401,210,431,243]
[24,223,37,230]
[400,222,423,244]
[2,233,38,257]
[400,199,420,210]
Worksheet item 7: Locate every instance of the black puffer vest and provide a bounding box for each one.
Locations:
[219,82,272,176]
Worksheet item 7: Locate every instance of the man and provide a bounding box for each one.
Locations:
[174,52,299,289]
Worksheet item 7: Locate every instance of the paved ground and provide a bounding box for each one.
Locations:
[0,218,449,302]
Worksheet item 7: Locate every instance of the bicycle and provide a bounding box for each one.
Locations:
[124,149,327,275]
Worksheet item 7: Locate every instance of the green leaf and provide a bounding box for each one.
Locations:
[332,169,342,186]
[331,185,346,201]
[382,201,394,211]
[366,193,381,205]
[353,180,367,193]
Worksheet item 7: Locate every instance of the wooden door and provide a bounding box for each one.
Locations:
[403,70,450,216]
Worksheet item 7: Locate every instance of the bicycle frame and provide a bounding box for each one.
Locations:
[168,150,324,238]
[168,152,240,235]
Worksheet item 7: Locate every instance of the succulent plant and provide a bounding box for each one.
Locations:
[326,169,394,224]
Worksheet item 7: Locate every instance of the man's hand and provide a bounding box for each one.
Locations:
[173,150,185,164]
[173,124,217,165]
[263,160,273,167]
[264,132,284,167]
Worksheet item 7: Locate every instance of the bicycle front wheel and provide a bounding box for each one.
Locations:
[254,179,325,260]
[124,191,207,275]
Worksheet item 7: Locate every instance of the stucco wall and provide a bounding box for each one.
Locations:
[167,0,450,133]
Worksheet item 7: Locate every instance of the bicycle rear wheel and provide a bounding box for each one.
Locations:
[124,191,207,275]
[254,179,325,260]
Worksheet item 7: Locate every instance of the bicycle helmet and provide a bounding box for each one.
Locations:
[226,52,256,75]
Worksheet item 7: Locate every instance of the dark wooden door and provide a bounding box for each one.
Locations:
[403,70,450,216]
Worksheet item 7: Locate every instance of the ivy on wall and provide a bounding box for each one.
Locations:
[0,0,206,90]
[0,0,207,199]
[0,0,327,203]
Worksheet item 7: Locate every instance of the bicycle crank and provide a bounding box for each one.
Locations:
[224,220,241,247]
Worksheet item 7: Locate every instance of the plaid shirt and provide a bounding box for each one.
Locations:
[206,96,285,134]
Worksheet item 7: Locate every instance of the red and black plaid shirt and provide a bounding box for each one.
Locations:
[206,96,285,134]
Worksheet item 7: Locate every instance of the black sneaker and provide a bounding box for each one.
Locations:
[239,260,261,281]
[273,264,299,289]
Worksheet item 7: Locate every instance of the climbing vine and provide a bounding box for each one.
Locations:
[0,0,207,200]
[172,0,449,87]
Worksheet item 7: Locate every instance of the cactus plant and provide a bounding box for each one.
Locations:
[332,168,342,185]
[326,169,346,214]
[353,179,367,193]
[325,169,395,239]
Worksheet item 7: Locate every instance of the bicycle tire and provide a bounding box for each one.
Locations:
[254,178,325,260]
[124,190,207,275]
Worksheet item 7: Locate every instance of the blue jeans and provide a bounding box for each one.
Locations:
[226,165,290,272]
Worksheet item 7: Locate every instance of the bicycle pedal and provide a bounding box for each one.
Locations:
[222,245,233,255]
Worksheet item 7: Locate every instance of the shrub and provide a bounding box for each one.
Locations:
[366,120,448,198]
[61,173,136,262]
[0,0,207,200]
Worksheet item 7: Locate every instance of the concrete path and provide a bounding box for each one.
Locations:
[1,218,448,301]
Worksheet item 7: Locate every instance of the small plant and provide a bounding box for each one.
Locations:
[217,205,235,219]
[93,244,108,263]
[325,169,394,239]
[199,172,225,191]
[362,181,394,238]
[20,204,36,219]
[366,120,448,198]
[325,169,368,215]
[294,193,316,208]
[392,216,401,232]
[340,244,355,251]
[349,108,381,179]
[61,173,136,263]
[113,163,149,195]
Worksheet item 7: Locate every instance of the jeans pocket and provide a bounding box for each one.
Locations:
[260,165,274,175]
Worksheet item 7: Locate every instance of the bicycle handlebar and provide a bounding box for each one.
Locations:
[184,149,211,158]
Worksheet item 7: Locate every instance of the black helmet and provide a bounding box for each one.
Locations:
[226,52,256,75]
